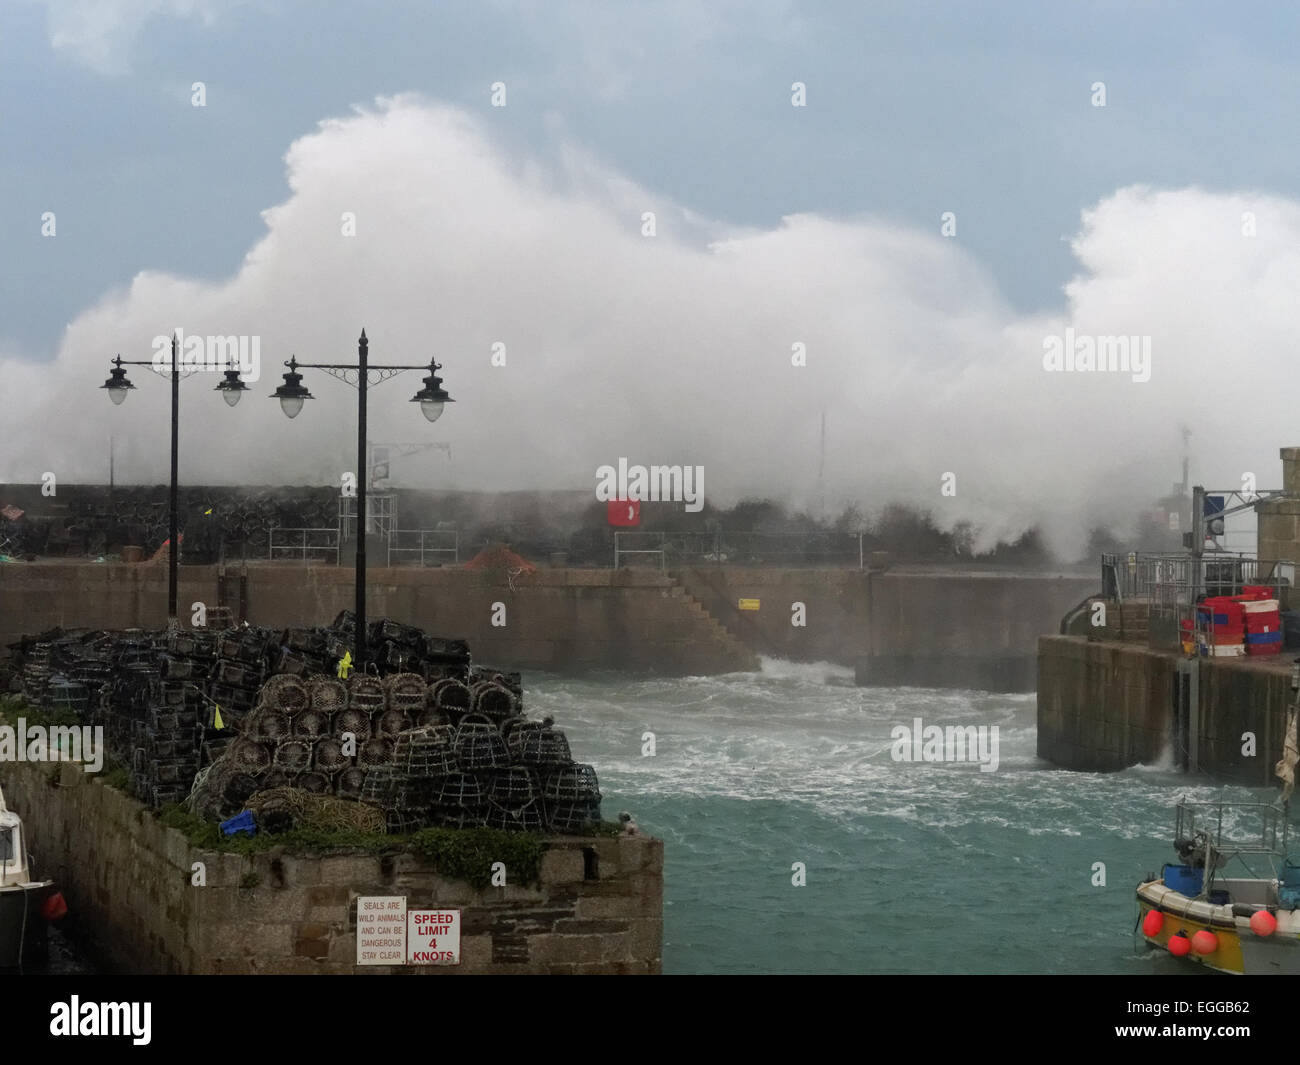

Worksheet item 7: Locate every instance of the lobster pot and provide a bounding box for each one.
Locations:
[432,679,473,721]
[313,737,349,774]
[385,672,427,708]
[336,767,367,799]
[472,682,518,725]
[359,736,396,769]
[376,708,413,736]
[249,708,292,743]
[285,627,327,656]
[261,767,295,790]
[70,661,114,710]
[334,707,372,742]
[309,677,348,714]
[544,763,602,804]
[489,766,540,805]
[274,739,313,772]
[201,737,233,768]
[229,737,272,775]
[348,675,386,713]
[545,800,602,834]
[166,631,197,656]
[273,650,309,676]
[297,771,331,795]
[210,684,258,722]
[293,708,328,738]
[360,765,399,806]
[158,654,194,681]
[262,674,308,712]
[385,808,426,834]
[223,772,260,807]
[395,726,457,777]
[214,659,258,688]
[431,772,486,820]
[486,798,544,832]
[48,677,91,717]
[470,666,523,699]
[154,680,192,708]
[453,714,510,770]
[416,706,449,728]
[508,722,572,767]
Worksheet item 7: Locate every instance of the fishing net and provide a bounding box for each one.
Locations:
[244,786,385,833]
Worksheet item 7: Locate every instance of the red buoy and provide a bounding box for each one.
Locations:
[1250,910,1278,937]
[1142,910,1164,936]
[40,891,67,922]
[1168,932,1191,956]
[1191,929,1218,955]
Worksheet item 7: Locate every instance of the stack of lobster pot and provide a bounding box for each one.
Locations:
[206,630,272,731]
[135,646,205,808]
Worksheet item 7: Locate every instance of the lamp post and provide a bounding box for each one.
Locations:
[101,336,248,627]
[269,329,452,671]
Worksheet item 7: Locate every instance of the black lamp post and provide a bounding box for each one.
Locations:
[101,336,248,627]
[270,329,452,671]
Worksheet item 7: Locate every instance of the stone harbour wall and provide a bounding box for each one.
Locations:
[3,760,662,974]
[0,562,757,675]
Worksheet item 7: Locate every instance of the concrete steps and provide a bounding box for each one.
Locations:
[650,570,759,668]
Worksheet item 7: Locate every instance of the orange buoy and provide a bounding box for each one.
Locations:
[1191,930,1218,955]
[40,891,68,921]
[1168,932,1191,956]
[1250,910,1278,936]
[1142,910,1164,936]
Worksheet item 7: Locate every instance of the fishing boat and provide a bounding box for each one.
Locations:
[1135,798,1300,974]
[0,783,65,968]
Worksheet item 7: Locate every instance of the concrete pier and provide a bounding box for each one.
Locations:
[1037,634,1292,782]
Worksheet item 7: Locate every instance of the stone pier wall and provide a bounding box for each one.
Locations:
[3,761,662,974]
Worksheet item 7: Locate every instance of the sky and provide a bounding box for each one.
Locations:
[3,1,1300,554]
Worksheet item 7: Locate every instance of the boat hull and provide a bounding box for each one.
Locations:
[0,883,54,969]
[1136,879,1300,975]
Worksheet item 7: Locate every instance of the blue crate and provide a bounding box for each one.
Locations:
[220,809,257,837]
[1162,863,1203,897]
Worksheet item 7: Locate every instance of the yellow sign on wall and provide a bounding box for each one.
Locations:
[738,598,760,611]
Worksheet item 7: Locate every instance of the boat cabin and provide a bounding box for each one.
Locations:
[0,810,31,888]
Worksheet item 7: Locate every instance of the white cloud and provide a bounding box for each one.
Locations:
[3,96,1291,556]
[33,0,236,74]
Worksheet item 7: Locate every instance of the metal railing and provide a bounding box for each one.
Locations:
[1102,551,1293,609]
[268,527,341,564]
[387,529,459,567]
[614,530,867,569]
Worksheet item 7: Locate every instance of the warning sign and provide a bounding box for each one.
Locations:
[407,909,461,965]
[738,598,760,611]
[356,896,407,966]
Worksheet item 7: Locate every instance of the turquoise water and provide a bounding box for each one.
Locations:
[528,659,1271,975]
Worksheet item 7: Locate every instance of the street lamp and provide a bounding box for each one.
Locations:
[101,337,247,626]
[268,329,453,672]
[216,368,249,407]
[270,357,312,418]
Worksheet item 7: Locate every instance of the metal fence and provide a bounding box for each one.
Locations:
[268,527,341,564]
[387,529,459,567]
